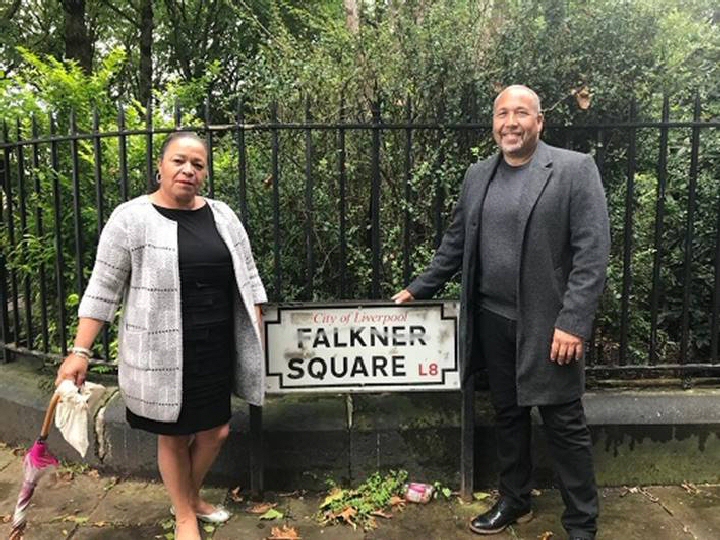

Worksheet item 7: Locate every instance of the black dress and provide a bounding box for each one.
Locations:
[127,203,234,435]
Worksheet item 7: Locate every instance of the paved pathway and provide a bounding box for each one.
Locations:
[1,443,718,539]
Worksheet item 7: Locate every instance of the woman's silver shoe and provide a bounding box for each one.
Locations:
[171,504,231,524]
[195,505,231,524]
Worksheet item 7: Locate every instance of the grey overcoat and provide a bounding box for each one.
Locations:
[407,141,610,406]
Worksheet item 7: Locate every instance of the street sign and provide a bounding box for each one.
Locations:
[263,302,459,393]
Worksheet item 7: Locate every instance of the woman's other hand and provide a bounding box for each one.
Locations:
[56,318,105,387]
[55,353,90,387]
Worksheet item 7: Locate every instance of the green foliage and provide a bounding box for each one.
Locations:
[0,0,718,367]
[0,47,216,356]
[320,469,408,530]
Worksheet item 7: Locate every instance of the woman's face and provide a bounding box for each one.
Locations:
[157,137,208,204]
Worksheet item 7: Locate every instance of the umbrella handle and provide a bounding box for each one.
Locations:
[40,392,62,440]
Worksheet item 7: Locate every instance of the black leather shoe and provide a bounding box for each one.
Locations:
[469,498,533,535]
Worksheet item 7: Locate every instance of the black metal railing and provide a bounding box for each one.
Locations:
[0,94,718,381]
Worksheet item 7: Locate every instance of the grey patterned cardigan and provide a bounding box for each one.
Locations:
[78,195,268,422]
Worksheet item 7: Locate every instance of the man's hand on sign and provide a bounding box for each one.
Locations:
[392,289,414,304]
[550,328,584,365]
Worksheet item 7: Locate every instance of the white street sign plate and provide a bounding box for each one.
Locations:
[264,302,459,393]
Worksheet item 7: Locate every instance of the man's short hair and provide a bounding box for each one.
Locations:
[494,85,542,114]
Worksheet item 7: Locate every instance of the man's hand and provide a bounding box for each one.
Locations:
[550,328,584,365]
[55,354,89,387]
[392,289,415,304]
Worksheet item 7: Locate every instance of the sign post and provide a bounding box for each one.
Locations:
[251,301,463,495]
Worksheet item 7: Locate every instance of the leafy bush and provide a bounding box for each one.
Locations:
[1,0,718,368]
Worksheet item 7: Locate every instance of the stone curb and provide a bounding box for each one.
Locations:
[1,359,719,490]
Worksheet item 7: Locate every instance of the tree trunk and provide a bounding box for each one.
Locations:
[61,0,93,73]
[344,0,359,33]
[138,0,154,107]
[2,0,22,21]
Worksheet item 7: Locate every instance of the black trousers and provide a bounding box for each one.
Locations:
[477,308,598,539]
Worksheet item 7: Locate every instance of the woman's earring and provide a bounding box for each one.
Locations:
[155,171,161,184]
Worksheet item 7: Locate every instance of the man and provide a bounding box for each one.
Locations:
[393,85,609,540]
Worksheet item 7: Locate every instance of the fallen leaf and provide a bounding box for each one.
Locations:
[87,469,100,479]
[370,510,393,519]
[54,470,75,484]
[62,515,89,524]
[538,532,554,540]
[230,486,244,502]
[248,502,277,514]
[267,524,302,539]
[573,85,592,110]
[12,447,25,456]
[388,495,405,508]
[104,476,118,491]
[259,508,284,521]
[320,488,345,509]
[93,521,109,527]
[638,487,659,503]
[473,491,491,501]
[2,514,11,523]
[338,506,357,528]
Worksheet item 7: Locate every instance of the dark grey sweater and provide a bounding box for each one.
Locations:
[478,159,532,320]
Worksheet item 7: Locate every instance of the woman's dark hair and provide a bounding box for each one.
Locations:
[158,131,208,160]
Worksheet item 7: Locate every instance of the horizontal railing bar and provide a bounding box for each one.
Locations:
[0,121,717,148]
[3,340,718,373]
[2,343,113,365]
[586,364,720,372]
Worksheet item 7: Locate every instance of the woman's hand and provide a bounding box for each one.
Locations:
[55,353,90,387]
[56,318,105,387]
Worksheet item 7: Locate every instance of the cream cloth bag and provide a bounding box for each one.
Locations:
[54,380,106,458]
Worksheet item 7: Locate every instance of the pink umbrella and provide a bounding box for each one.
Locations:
[9,393,61,540]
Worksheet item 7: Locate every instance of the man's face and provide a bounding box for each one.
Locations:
[492,88,544,164]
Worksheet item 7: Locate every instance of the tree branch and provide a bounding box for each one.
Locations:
[97,0,139,27]
[2,0,22,21]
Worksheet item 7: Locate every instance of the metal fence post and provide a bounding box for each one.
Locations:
[460,376,475,501]
[370,98,382,299]
[680,93,702,368]
[649,97,670,365]
[145,98,154,194]
[0,128,9,362]
[337,94,348,299]
[0,253,7,364]
[249,404,264,496]
[619,99,637,365]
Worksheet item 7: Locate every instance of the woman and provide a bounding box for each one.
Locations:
[55,131,267,540]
